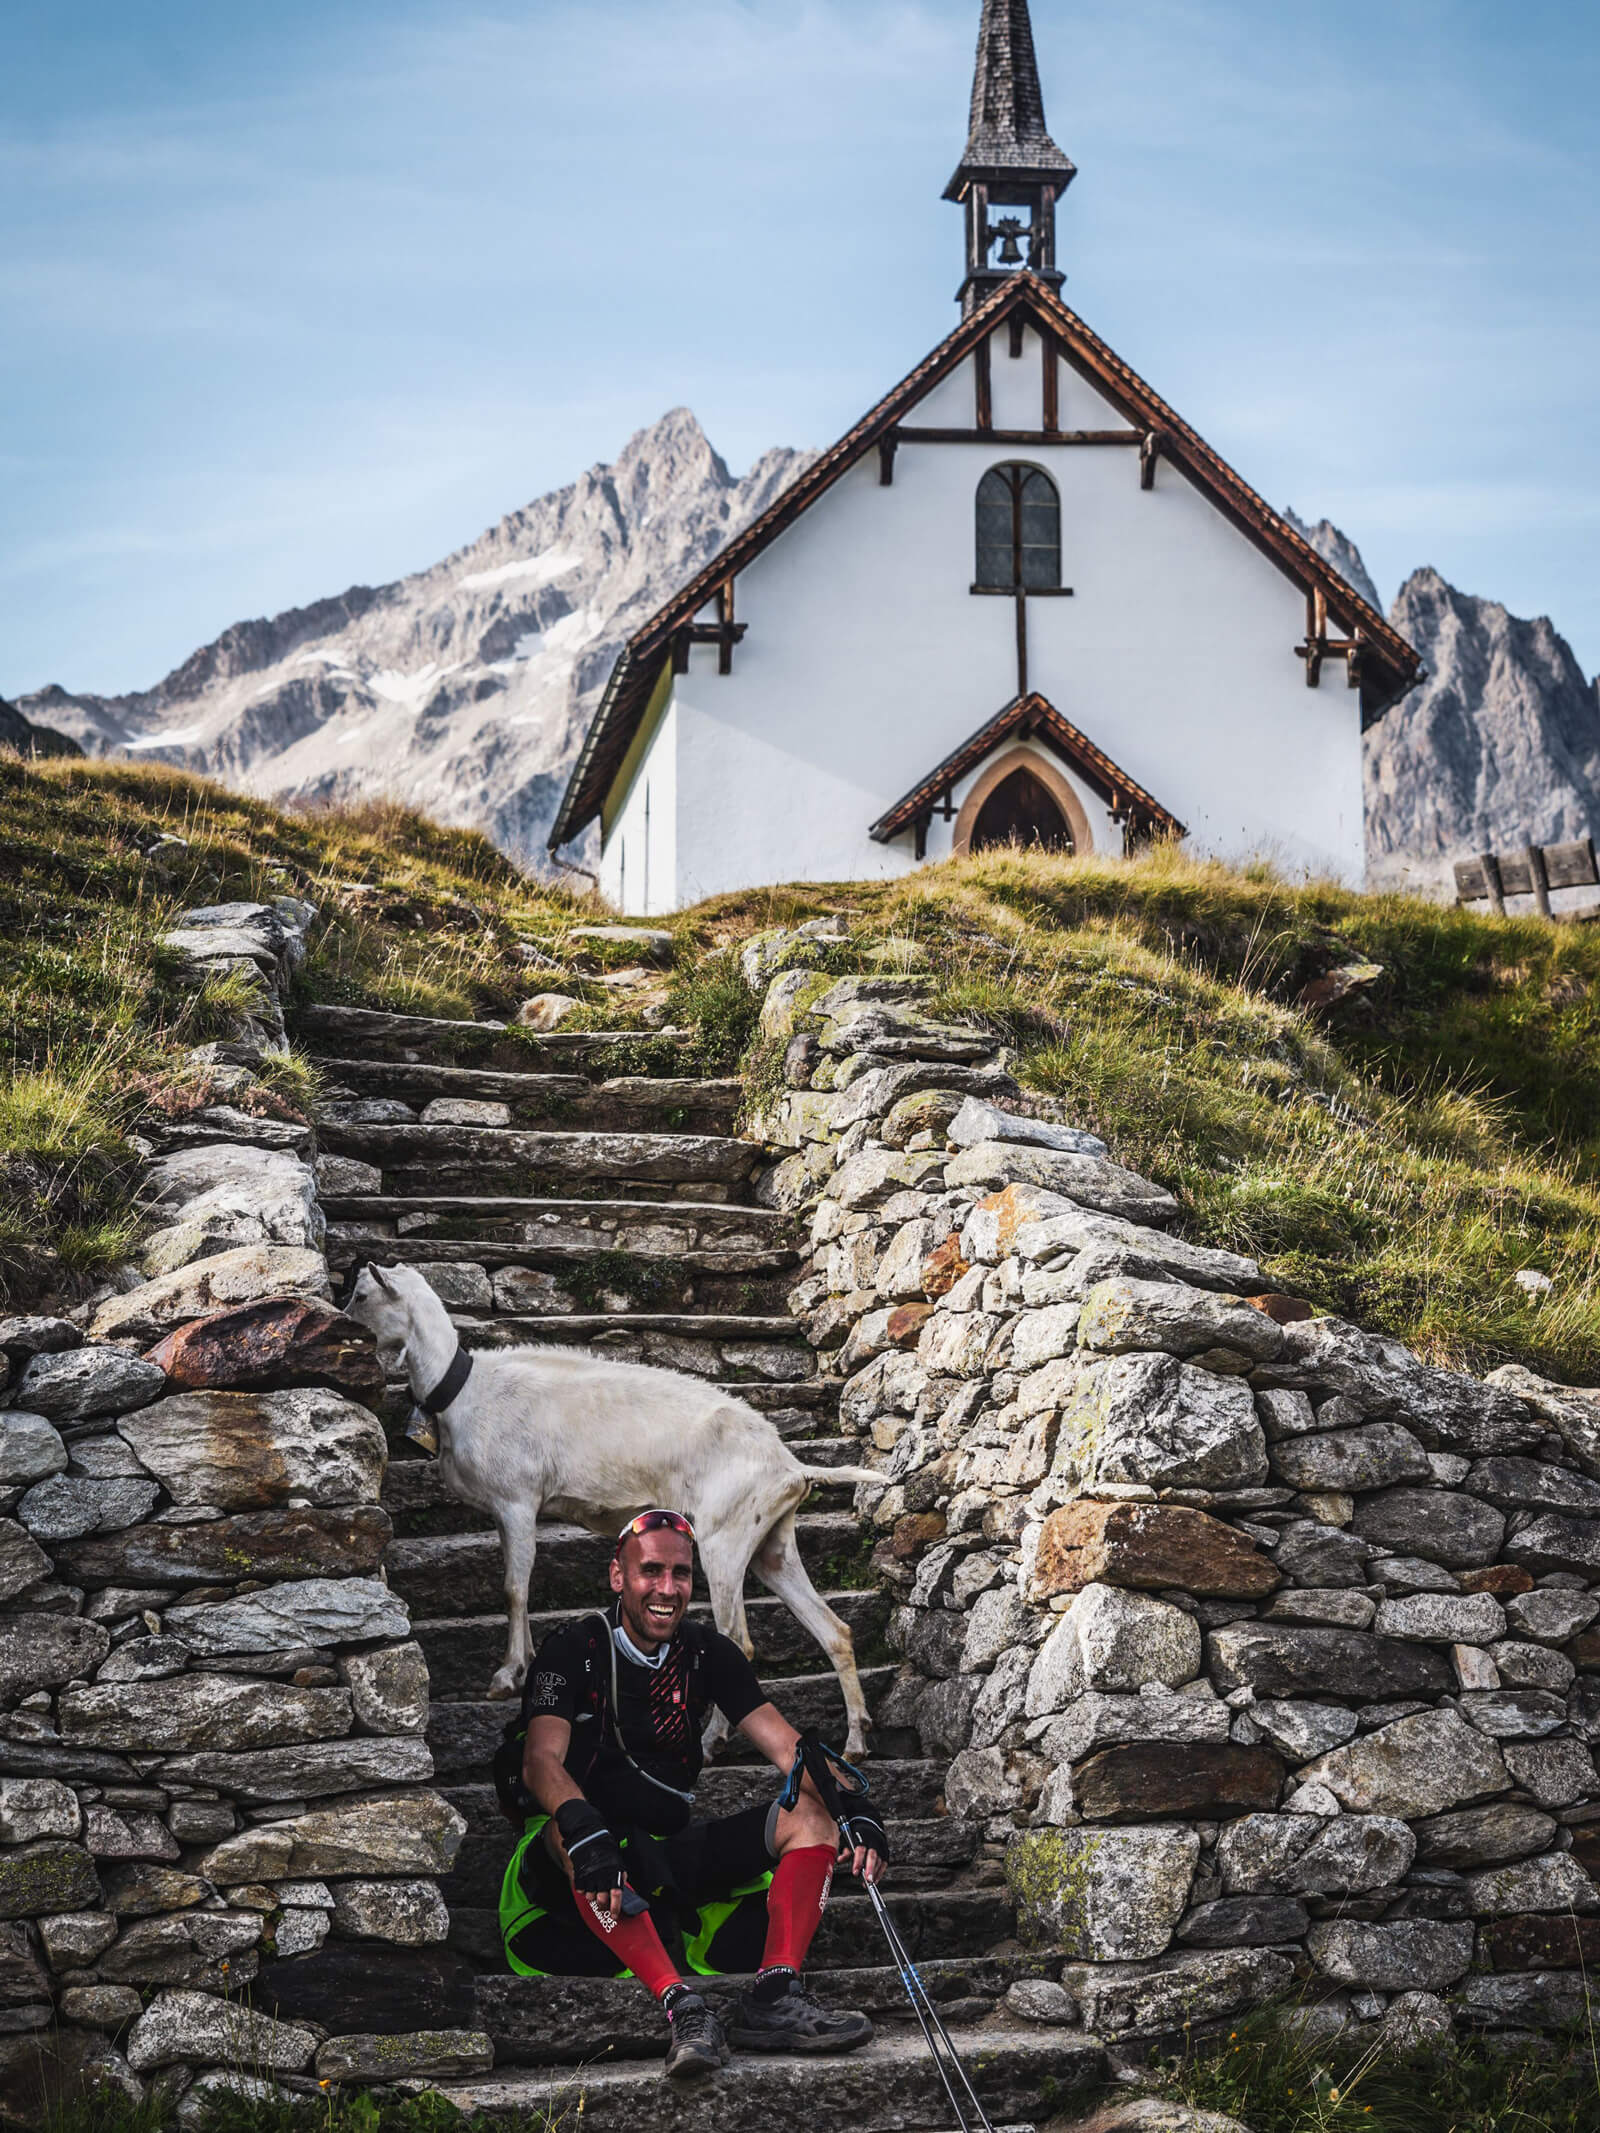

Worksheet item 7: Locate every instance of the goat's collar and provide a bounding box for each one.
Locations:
[420,1343,474,1417]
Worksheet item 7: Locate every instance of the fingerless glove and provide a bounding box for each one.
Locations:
[554,1799,624,1892]
[840,1801,890,1863]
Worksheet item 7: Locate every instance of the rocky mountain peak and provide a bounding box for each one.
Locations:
[16,412,816,867]
[1365,567,1600,890]
[1282,508,1384,614]
[0,694,80,760]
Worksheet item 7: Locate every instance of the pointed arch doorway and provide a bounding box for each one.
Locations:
[953,745,1091,857]
[970,765,1072,852]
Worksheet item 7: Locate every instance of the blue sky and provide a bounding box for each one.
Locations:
[2,0,1597,695]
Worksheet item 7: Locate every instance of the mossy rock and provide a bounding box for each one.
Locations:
[760,968,845,1043]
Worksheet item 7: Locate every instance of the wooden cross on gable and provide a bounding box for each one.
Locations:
[1295,587,1365,691]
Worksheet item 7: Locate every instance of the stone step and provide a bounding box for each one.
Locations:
[478,1955,1055,2066]
[415,1589,893,1696]
[425,1666,906,1781]
[444,1884,1018,1979]
[296,1003,694,1071]
[441,1759,952,1836]
[326,1232,799,1307]
[319,1121,759,1196]
[453,1309,802,1344]
[313,1056,741,1135]
[433,2022,1098,2129]
[445,1815,982,1913]
[332,1239,794,1317]
[449,1314,816,1385]
[388,1514,873,1621]
[384,1439,865,1537]
[320,1194,797,1255]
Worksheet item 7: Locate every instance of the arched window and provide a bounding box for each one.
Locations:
[975,464,1060,591]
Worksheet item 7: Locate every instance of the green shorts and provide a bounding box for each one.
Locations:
[499,1802,777,1979]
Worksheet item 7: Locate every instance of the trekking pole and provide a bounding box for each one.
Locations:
[786,1737,997,2133]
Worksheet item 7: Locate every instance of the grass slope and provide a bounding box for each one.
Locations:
[0,755,579,1301]
[5,754,1600,1383]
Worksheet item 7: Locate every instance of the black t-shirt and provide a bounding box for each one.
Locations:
[525,1611,766,1834]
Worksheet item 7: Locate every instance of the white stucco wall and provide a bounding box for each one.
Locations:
[599,318,1366,911]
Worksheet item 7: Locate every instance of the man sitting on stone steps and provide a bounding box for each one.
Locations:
[500,1507,888,2080]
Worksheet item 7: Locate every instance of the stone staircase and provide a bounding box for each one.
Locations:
[296,1000,1104,2127]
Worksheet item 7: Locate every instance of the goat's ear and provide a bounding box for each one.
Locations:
[370,1264,398,1296]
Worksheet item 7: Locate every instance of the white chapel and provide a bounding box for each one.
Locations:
[549,0,1421,912]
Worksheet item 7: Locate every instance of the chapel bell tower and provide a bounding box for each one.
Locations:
[945,0,1076,315]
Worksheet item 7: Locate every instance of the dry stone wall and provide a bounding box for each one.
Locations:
[0,901,483,2121]
[750,922,1600,2050]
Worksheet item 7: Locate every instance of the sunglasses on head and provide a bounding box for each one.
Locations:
[615,1509,696,1552]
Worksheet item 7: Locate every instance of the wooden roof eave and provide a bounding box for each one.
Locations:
[869,692,1186,847]
[549,272,1422,851]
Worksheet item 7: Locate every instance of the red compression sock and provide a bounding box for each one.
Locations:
[570,1888,682,2000]
[757,1843,837,1982]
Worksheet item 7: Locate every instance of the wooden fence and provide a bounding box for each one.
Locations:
[1454,836,1599,917]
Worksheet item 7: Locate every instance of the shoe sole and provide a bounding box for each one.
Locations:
[725,2022,874,2055]
[663,2050,728,2082]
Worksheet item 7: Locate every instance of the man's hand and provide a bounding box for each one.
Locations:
[554,1799,629,1915]
[841,1835,884,1886]
[839,1801,889,1888]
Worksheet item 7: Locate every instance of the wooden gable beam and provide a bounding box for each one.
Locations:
[895,427,1138,446]
[672,582,747,678]
[1295,587,1364,690]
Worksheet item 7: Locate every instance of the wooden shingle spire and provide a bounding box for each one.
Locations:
[950,0,1075,182]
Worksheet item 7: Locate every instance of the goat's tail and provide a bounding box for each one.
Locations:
[799,1463,882,1487]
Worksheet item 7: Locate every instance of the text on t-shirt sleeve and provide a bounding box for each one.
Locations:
[522,1624,584,1727]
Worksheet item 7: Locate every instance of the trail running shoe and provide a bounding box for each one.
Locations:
[728,1978,874,2054]
[663,1991,729,2080]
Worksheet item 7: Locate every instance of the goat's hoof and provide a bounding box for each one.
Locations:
[486,1671,522,1702]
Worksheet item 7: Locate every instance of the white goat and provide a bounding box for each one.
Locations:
[347,1263,880,1758]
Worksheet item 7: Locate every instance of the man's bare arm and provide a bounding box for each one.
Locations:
[523,1713,586,1814]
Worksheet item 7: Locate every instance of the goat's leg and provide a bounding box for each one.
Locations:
[754,1509,872,1760]
[697,1530,757,1761]
[487,1503,541,1702]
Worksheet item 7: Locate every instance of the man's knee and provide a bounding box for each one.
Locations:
[771,1791,836,1855]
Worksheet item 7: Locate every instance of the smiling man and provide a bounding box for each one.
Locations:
[500,1508,887,2080]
